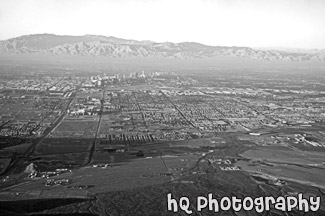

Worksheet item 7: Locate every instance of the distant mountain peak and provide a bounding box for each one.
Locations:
[0,33,324,62]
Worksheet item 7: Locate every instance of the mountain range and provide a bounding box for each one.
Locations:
[0,34,324,62]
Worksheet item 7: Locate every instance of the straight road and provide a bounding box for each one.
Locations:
[85,89,105,166]
[2,89,78,175]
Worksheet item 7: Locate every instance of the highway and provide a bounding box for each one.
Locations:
[2,89,77,175]
[84,89,105,166]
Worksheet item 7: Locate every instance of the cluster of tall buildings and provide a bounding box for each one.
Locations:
[90,71,147,87]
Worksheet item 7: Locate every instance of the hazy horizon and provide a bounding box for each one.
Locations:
[1,32,325,51]
[1,0,325,49]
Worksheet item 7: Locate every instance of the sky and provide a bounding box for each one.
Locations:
[0,0,324,49]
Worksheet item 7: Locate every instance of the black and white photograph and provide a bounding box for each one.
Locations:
[0,0,325,215]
